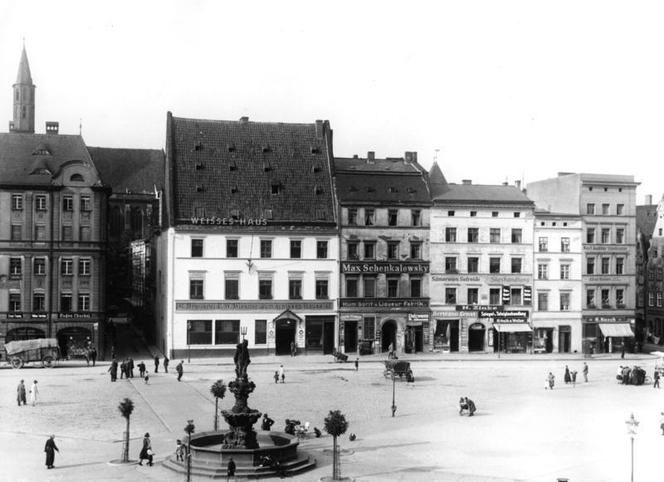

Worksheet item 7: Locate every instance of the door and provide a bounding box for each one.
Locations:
[381,320,397,352]
[275,319,296,355]
[468,323,485,352]
[323,321,335,354]
[344,321,358,353]
[559,326,571,353]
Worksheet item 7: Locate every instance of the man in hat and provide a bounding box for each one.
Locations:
[44,435,59,469]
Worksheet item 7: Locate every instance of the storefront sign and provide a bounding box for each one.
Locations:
[341,315,363,321]
[58,313,93,319]
[408,314,429,323]
[176,301,334,311]
[523,286,532,305]
[480,310,529,322]
[487,275,532,284]
[432,274,481,282]
[456,305,504,312]
[586,275,630,283]
[8,313,23,319]
[582,315,635,323]
[432,311,477,318]
[584,245,630,253]
[187,216,268,226]
[342,261,430,274]
[31,313,47,319]
[502,286,511,304]
[340,298,429,308]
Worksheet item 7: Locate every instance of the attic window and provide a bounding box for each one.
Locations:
[311,165,321,173]
[32,145,51,156]
[194,141,203,151]
[196,185,205,193]
[407,187,417,194]
[195,162,205,170]
[229,161,238,171]
[367,187,375,193]
[227,144,236,152]
[388,187,399,193]
[193,206,205,217]
[264,209,273,219]
[230,209,240,219]
[271,183,282,195]
[262,145,271,153]
[314,185,323,195]
[263,161,271,172]
[310,146,321,154]
[348,186,358,192]
[70,174,84,182]
[231,186,239,194]
[315,209,327,220]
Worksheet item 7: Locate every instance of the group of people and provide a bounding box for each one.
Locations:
[458,396,476,416]
[546,362,589,390]
[16,379,38,406]
[107,355,184,383]
[273,364,285,383]
[616,365,648,385]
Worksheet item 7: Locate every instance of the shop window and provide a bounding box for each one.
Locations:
[214,320,239,345]
[363,317,376,338]
[188,320,212,344]
[255,320,267,344]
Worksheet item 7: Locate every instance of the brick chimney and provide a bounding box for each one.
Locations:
[367,151,375,164]
[646,194,653,205]
[462,179,472,185]
[315,119,324,138]
[239,116,249,123]
[515,180,521,190]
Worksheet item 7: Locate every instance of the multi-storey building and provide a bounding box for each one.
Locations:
[335,152,431,355]
[527,173,638,354]
[635,195,657,347]
[87,147,164,339]
[155,114,338,358]
[532,211,583,353]
[429,164,535,353]
[0,47,108,358]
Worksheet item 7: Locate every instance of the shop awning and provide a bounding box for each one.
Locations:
[494,323,532,333]
[598,323,634,337]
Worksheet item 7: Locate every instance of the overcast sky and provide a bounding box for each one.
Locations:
[1,1,662,203]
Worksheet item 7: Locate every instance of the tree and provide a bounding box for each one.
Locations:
[210,379,227,431]
[324,410,349,480]
[118,398,134,463]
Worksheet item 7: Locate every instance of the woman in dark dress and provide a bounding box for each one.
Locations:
[139,433,153,466]
[44,435,59,469]
[564,365,571,384]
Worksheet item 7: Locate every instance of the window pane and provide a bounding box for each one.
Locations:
[387,278,399,297]
[225,278,239,300]
[289,279,302,299]
[191,239,204,257]
[316,279,329,299]
[190,279,204,299]
[346,278,358,297]
[317,240,328,259]
[227,239,239,258]
[188,320,213,344]
[214,320,239,344]
[260,240,272,258]
[363,277,376,298]
[259,279,272,299]
[290,240,301,258]
[255,320,267,344]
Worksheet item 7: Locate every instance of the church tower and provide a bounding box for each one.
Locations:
[10,45,35,133]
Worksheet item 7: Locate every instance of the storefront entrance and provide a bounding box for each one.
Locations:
[381,320,397,352]
[534,328,554,353]
[305,316,335,354]
[57,327,92,359]
[559,326,571,353]
[405,326,423,353]
[434,320,459,352]
[468,323,485,352]
[275,319,296,355]
[344,321,358,353]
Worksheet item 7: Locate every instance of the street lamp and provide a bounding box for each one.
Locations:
[626,413,639,482]
[241,326,248,341]
[184,419,195,482]
[187,321,191,363]
[391,371,397,417]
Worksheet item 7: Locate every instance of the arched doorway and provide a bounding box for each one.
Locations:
[57,327,92,359]
[273,310,300,355]
[468,323,486,352]
[381,320,397,352]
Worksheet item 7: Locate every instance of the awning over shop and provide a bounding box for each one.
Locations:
[598,323,634,337]
[494,323,532,333]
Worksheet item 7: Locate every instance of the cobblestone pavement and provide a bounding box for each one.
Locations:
[1,352,662,481]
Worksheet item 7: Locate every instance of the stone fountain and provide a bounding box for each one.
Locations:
[163,340,315,478]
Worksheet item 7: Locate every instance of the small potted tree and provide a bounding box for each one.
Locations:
[210,380,227,431]
[118,398,134,463]
[324,410,349,480]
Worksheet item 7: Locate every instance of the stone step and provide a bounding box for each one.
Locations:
[162,455,316,479]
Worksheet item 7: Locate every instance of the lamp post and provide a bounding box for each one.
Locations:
[626,413,639,482]
[187,321,191,363]
[241,326,248,341]
[184,419,195,482]
[391,371,397,417]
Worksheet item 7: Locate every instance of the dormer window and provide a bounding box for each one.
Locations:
[314,185,323,195]
[194,141,203,151]
[231,186,239,194]
[195,162,204,170]
[271,183,282,195]
[229,160,238,171]
[70,174,84,182]
[263,161,271,172]
[388,186,399,193]
[196,185,205,193]
[310,146,321,154]
[311,164,321,173]
[264,209,273,219]
[262,145,271,153]
[227,143,236,152]
[230,209,240,220]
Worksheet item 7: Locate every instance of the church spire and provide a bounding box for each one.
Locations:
[10,44,36,133]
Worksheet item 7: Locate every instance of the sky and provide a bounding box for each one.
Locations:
[1,0,663,203]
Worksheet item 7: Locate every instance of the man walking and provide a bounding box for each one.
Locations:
[17,379,27,406]
[355,358,359,371]
[227,456,236,481]
[654,370,660,389]
[128,358,135,378]
[583,362,589,382]
[279,364,285,383]
[89,347,97,367]
[44,435,59,469]
[176,360,184,381]
[108,359,118,382]
[163,356,169,373]
[154,355,160,373]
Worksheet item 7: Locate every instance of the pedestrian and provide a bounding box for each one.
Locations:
[110,345,116,360]
[17,379,27,406]
[89,347,97,367]
[108,359,118,382]
[660,412,664,435]
[459,397,468,415]
[144,374,150,385]
[227,456,236,481]
[583,362,589,382]
[355,357,359,371]
[175,439,184,461]
[44,434,59,469]
[290,341,295,357]
[163,356,169,373]
[138,433,153,466]
[274,370,279,384]
[621,343,625,359]
[564,365,571,384]
[29,380,39,406]
[465,397,476,416]
[654,370,660,389]
[120,359,127,379]
[128,358,135,378]
[571,370,577,387]
[547,372,555,390]
[279,364,285,383]
[261,413,275,431]
[154,355,159,373]
[138,361,146,378]
[176,360,184,381]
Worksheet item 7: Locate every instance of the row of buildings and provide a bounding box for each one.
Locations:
[0,47,645,360]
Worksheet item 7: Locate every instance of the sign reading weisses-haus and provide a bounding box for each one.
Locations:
[342,261,430,274]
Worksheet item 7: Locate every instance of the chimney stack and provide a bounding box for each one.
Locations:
[404,151,413,163]
[239,116,249,123]
[462,179,472,185]
[646,194,653,205]
[45,121,59,135]
[315,119,324,138]
[367,151,375,164]
[515,180,521,190]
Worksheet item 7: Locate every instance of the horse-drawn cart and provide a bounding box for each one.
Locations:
[383,360,414,381]
[331,349,348,363]
[4,338,60,369]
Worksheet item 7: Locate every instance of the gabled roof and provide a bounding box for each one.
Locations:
[0,132,96,186]
[432,183,534,206]
[165,113,336,225]
[15,46,33,85]
[88,147,165,194]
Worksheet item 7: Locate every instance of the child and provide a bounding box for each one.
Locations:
[144,374,150,385]
[175,439,184,462]
[274,371,279,384]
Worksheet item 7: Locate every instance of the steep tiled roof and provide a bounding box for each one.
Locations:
[0,132,96,186]
[432,183,534,205]
[428,162,449,197]
[334,155,430,205]
[88,147,165,194]
[166,114,336,225]
[637,204,658,237]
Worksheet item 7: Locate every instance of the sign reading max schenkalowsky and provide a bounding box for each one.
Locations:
[342,261,430,274]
